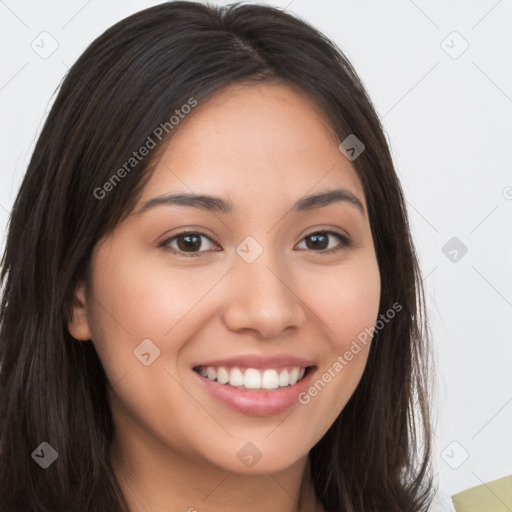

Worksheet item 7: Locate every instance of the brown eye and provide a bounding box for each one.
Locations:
[296,231,351,254]
[161,232,217,257]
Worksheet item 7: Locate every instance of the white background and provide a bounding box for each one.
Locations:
[1,0,511,507]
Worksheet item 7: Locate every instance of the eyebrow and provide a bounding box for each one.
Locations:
[137,188,365,216]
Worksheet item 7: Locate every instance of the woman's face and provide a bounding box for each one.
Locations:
[69,82,380,474]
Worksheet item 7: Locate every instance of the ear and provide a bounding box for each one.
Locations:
[68,280,93,341]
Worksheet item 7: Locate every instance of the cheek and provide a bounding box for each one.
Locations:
[307,256,381,349]
[85,249,209,440]
[335,264,380,345]
[89,245,212,341]
[295,255,380,425]
[86,243,227,388]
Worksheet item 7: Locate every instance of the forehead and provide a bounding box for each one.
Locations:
[141,82,365,208]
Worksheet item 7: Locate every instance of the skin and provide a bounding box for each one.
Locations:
[69,81,381,512]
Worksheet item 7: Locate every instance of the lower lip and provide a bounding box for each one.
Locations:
[193,367,316,416]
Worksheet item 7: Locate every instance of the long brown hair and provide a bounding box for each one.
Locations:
[0,2,433,510]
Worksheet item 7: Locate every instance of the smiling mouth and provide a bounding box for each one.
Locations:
[192,365,314,391]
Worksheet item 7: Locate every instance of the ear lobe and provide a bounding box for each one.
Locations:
[67,280,92,341]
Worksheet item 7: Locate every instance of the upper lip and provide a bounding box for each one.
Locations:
[193,354,316,370]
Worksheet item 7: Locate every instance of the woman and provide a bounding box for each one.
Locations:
[0,2,434,510]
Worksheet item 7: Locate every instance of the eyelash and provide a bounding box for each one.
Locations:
[159,230,352,258]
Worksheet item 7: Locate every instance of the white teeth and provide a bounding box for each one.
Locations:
[244,368,261,389]
[261,369,279,389]
[216,367,230,384]
[196,365,308,389]
[206,366,216,380]
[229,368,244,387]
[278,369,290,387]
[289,367,299,386]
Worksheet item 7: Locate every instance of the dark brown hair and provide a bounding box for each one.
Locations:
[0,2,433,510]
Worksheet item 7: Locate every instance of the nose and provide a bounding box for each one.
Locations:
[222,251,307,339]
